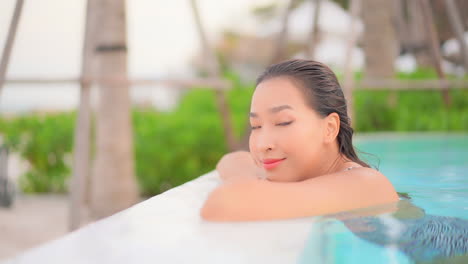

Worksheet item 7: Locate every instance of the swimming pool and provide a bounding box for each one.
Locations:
[299,133,468,263]
[357,133,468,220]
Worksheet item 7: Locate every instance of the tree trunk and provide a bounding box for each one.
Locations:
[342,0,361,126]
[90,0,139,219]
[407,0,433,68]
[0,0,24,98]
[270,0,296,64]
[189,0,238,151]
[418,0,451,106]
[444,0,468,70]
[69,0,96,230]
[305,0,322,59]
[393,0,410,50]
[361,0,398,79]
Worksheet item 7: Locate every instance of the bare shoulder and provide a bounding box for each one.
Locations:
[291,165,399,210]
[316,166,399,201]
[344,166,394,185]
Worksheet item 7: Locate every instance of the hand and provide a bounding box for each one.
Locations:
[216,151,265,182]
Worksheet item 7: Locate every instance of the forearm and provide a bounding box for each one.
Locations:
[216,151,266,183]
[218,166,264,183]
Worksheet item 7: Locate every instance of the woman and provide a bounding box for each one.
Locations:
[200,59,399,222]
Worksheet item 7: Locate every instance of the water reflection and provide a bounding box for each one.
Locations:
[299,197,468,263]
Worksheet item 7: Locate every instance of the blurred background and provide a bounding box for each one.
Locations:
[0,0,467,260]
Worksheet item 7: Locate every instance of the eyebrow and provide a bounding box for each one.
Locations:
[249,105,293,118]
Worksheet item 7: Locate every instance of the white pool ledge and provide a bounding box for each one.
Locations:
[4,171,321,264]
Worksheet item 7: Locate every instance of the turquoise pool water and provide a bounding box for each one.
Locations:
[356,133,468,220]
[298,134,468,263]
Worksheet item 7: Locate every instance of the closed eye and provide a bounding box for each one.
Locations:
[277,121,293,126]
[250,121,293,130]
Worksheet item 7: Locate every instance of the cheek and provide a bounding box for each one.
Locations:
[248,132,262,164]
[248,133,256,153]
[281,125,319,151]
[282,126,322,165]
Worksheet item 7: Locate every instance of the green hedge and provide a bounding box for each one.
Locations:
[0,112,75,193]
[0,79,467,195]
[354,89,468,131]
[133,80,254,196]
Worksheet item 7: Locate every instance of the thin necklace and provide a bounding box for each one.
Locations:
[343,166,361,171]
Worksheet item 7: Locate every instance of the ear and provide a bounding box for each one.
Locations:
[323,112,340,144]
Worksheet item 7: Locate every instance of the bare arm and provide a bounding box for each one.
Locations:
[200,167,399,222]
[215,151,265,183]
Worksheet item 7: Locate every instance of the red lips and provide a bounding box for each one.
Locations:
[262,158,286,170]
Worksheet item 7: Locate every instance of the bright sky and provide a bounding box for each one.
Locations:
[0,0,275,78]
[0,0,364,112]
[0,0,273,112]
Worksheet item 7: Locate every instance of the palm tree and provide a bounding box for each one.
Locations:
[305,0,322,59]
[0,0,24,98]
[270,0,299,64]
[361,0,398,79]
[406,0,433,68]
[69,0,97,230]
[417,0,451,106]
[90,0,139,219]
[189,0,238,151]
[444,0,468,70]
[342,0,361,125]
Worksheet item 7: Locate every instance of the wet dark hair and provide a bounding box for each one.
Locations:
[256,59,370,168]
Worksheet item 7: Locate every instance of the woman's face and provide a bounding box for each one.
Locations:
[249,77,329,182]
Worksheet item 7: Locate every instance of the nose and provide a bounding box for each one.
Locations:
[252,129,275,153]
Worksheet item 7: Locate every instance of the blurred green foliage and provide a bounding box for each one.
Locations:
[0,112,75,193]
[0,71,467,195]
[133,72,254,196]
[354,89,468,132]
[336,68,466,81]
[0,72,254,196]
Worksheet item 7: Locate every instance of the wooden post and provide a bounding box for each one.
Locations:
[90,0,139,219]
[418,0,451,106]
[342,0,361,127]
[189,0,238,151]
[0,0,24,98]
[444,0,468,71]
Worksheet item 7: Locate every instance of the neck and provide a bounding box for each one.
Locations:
[307,141,351,180]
